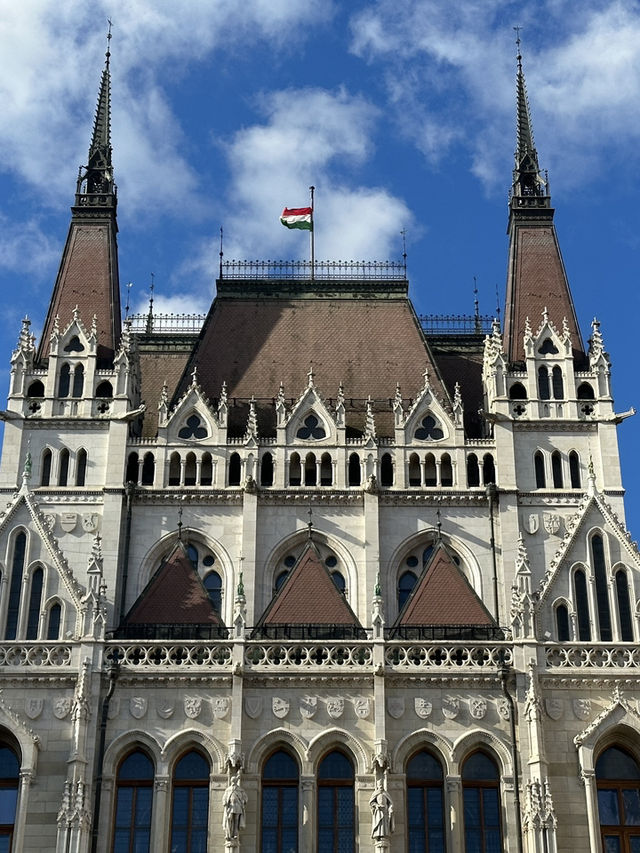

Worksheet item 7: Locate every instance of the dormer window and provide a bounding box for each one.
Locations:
[538,337,558,354]
[178,414,207,440]
[296,413,326,440]
[64,335,84,353]
[414,414,444,441]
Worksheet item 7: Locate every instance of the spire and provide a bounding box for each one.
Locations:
[37,32,121,364]
[503,35,585,366]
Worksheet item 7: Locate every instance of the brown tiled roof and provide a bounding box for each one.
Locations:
[395,543,494,626]
[504,215,585,365]
[430,338,485,438]
[257,543,362,626]
[124,541,223,625]
[139,343,195,438]
[38,216,121,363]
[172,282,450,438]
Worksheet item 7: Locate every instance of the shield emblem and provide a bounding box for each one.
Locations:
[387,698,405,719]
[272,697,289,719]
[545,699,563,721]
[526,513,539,535]
[25,698,43,719]
[245,697,263,719]
[60,512,78,532]
[414,698,432,719]
[442,697,459,720]
[42,513,56,531]
[82,513,99,532]
[130,697,147,719]
[573,699,591,721]
[353,697,370,719]
[496,698,510,720]
[327,698,344,719]
[469,697,487,720]
[213,697,230,719]
[300,696,317,719]
[543,512,562,536]
[157,702,174,719]
[185,697,202,719]
[53,697,72,719]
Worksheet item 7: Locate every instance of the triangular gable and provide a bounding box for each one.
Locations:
[395,542,494,626]
[574,688,640,749]
[402,377,454,442]
[257,544,362,627]
[164,372,219,440]
[124,541,224,626]
[285,384,336,444]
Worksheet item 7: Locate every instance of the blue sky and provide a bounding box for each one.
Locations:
[0,0,639,528]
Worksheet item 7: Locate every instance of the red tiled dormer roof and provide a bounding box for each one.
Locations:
[395,543,494,626]
[123,541,223,626]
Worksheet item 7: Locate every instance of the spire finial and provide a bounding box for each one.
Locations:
[307,497,313,540]
[145,273,155,335]
[106,19,113,66]
[125,281,132,319]
[511,30,547,202]
[435,501,442,541]
[177,505,183,540]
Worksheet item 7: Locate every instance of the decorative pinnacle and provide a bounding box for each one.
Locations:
[307,498,313,540]
[374,571,382,598]
[277,381,286,406]
[307,365,314,388]
[84,31,114,196]
[219,381,228,405]
[237,571,245,598]
[22,450,32,484]
[337,381,345,407]
[177,505,183,540]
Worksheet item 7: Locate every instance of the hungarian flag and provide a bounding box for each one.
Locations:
[280,206,313,230]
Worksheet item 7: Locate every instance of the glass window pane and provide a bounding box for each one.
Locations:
[629,838,640,853]
[427,787,444,828]
[597,747,640,780]
[464,827,482,853]
[336,787,353,827]
[191,787,209,825]
[174,750,209,780]
[0,790,17,823]
[603,838,621,853]
[482,788,500,827]
[427,827,445,853]
[463,752,499,781]
[281,787,298,824]
[262,788,278,827]
[464,788,481,827]
[318,751,353,780]
[119,751,154,780]
[0,747,19,779]
[623,788,640,825]
[598,789,620,825]
[407,750,443,780]
[115,788,133,826]
[263,750,298,780]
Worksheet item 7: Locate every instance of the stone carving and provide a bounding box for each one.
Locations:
[300,695,318,719]
[387,697,405,719]
[82,513,99,532]
[524,663,542,723]
[496,698,510,720]
[157,702,174,719]
[573,698,591,721]
[442,696,459,719]
[60,512,78,532]
[130,697,147,720]
[25,698,43,719]
[53,697,72,719]
[185,697,202,719]
[369,779,395,841]
[327,697,345,719]
[545,698,563,721]
[272,697,289,719]
[244,697,262,719]
[353,697,371,719]
[526,513,539,534]
[469,697,487,720]
[213,697,230,719]
[222,772,247,842]
[543,512,562,536]
[415,698,432,719]
[42,512,56,532]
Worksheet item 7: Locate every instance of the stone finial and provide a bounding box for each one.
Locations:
[22,450,32,485]
[90,314,98,338]
[422,366,430,390]
[73,305,80,322]
[524,316,532,339]
[17,317,33,353]
[337,381,345,408]
[587,456,597,496]
[365,396,376,439]
[542,306,549,324]
[277,382,285,406]
[307,365,314,388]
[246,396,258,438]
[190,366,199,389]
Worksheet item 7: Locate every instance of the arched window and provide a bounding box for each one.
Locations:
[5,533,26,640]
[170,750,210,853]
[408,453,421,487]
[201,452,213,487]
[462,751,502,853]
[398,571,418,612]
[574,568,591,641]
[72,364,84,398]
[26,567,43,640]
[538,338,558,355]
[27,379,45,398]
[441,454,454,488]
[204,572,222,614]
[551,451,563,488]
[297,413,326,440]
[304,453,317,487]
[534,452,546,488]
[483,454,496,486]
[76,448,88,486]
[58,448,69,486]
[317,750,354,853]
[596,745,640,851]
[275,570,288,592]
[569,451,581,488]
[592,534,612,642]
[58,363,71,397]
[261,452,274,487]
[184,452,197,487]
[289,453,301,487]
[0,740,19,850]
[168,452,181,487]
[331,572,346,595]
[47,602,62,640]
[40,449,52,486]
[126,452,139,484]
[64,335,84,353]
[113,751,154,853]
[467,454,480,487]
[262,749,299,853]
[577,382,595,400]
[380,454,393,487]
[508,382,526,400]
[141,453,154,486]
[228,453,242,487]
[348,453,361,487]
[552,366,564,399]
[406,750,445,852]
[424,453,436,487]
[538,366,550,400]
[615,569,634,642]
[556,603,570,642]
[320,453,332,486]
[96,380,113,398]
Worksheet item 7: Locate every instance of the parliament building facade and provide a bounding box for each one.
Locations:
[0,47,639,853]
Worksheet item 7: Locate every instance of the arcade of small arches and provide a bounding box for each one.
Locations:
[38,446,88,487]
[533,448,582,490]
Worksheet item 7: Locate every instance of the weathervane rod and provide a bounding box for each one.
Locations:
[309,185,315,281]
[219,226,224,281]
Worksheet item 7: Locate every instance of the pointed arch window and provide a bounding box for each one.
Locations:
[40,449,52,486]
[552,365,564,399]
[380,453,393,487]
[47,602,62,640]
[289,453,301,486]
[467,454,480,487]
[304,453,317,486]
[615,569,634,642]
[348,453,361,487]
[538,366,550,400]
[126,452,139,485]
[5,532,26,640]
[592,534,612,641]
[58,448,70,486]
[201,452,213,486]
[76,448,88,486]
[596,746,640,851]
[440,454,453,487]
[261,452,274,487]
[58,363,71,397]
[320,453,332,486]
[296,413,326,440]
[534,452,546,488]
[551,451,563,488]
[170,750,210,853]
[228,453,242,487]
[0,741,19,851]
[408,453,421,487]
[406,750,445,853]
[184,452,197,486]
[141,452,154,486]
[169,452,181,486]
[556,603,570,642]
[26,567,43,640]
[574,568,591,642]
[483,454,496,486]
[317,751,355,853]
[113,750,154,853]
[462,751,503,853]
[262,749,299,853]
[508,382,526,400]
[204,571,222,614]
[72,364,84,398]
[398,570,418,612]
[569,451,581,488]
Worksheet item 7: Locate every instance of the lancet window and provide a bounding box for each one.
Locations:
[596,746,640,851]
[462,751,503,853]
[113,750,154,853]
[261,749,299,853]
[317,751,355,853]
[0,740,19,850]
[170,750,210,853]
[406,750,445,852]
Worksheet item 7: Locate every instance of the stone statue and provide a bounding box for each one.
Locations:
[369,779,394,840]
[222,771,247,841]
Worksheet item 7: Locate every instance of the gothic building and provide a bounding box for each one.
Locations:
[0,45,638,853]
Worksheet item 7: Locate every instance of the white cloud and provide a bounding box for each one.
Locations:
[131,293,209,317]
[0,214,59,278]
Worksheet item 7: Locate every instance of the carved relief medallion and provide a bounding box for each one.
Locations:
[25,698,43,719]
[573,698,591,721]
[212,697,230,719]
[327,698,345,719]
[53,697,72,719]
[545,698,563,721]
[300,696,317,719]
[414,698,432,719]
[387,698,405,719]
[526,514,539,535]
[82,513,99,533]
[42,513,56,532]
[60,512,78,533]
[185,697,203,720]
[469,697,487,720]
[272,697,289,719]
[496,698,510,721]
[353,697,371,719]
[245,697,263,719]
[130,697,147,719]
[442,697,459,720]
[543,512,562,536]
[157,702,175,719]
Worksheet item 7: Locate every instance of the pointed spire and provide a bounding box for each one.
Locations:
[84,27,114,198]
[513,35,545,201]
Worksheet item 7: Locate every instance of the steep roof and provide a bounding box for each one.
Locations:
[123,541,224,626]
[171,280,450,437]
[395,542,495,626]
[257,543,362,627]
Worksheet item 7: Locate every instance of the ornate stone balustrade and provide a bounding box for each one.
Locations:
[546,644,640,669]
[0,644,73,667]
[244,642,373,668]
[385,643,512,669]
[105,643,233,668]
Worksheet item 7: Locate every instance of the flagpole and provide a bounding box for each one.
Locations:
[309,185,315,280]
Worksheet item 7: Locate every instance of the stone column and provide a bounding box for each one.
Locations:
[447,777,464,852]
[301,777,315,850]
[14,769,33,853]
[151,777,170,851]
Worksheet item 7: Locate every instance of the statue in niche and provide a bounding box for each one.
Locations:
[222,771,247,841]
[369,778,395,840]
